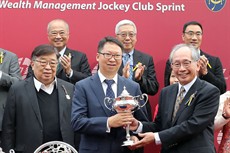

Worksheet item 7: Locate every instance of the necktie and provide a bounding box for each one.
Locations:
[123,54,133,80]
[56,54,61,74]
[104,79,115,98]
[172,86,185,121]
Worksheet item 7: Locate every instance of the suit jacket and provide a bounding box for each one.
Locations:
[27,47,92,84]
[143,78,220,153]
[2,77,75,153]
[71,73,148,153]
[0,48,21,131]
[164,50,226,94]
[118,49,159,121]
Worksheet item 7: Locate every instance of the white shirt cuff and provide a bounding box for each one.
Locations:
[154,132,161,145]
[66,69,73,78]
[106,118,111,133]
[134,121,143,134]
[0,71,2,80]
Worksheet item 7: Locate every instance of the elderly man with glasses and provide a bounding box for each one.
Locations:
[2,44,75,153]
[115,19,159,122]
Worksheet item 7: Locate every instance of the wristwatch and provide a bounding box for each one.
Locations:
[222,112,230,119]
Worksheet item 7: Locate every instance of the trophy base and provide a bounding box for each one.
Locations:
[122,140,134,146]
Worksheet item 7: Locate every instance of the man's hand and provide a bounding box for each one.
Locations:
[129,118,139,131]
[131,132,155,149]
[108,111,134,128]
[60,55,72,75]
[198,55,208,76]
[134,63,145,81]
[223,98,230,118]
[122,62,131,78]
[128,136,140,150]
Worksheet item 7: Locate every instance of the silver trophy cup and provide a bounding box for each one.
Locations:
[104,86,148,146]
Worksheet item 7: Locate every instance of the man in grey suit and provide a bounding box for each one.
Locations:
[116,19,159,122]
[130,44,220,153]
[0,48,21,146]
[2,45,74,153]
[71,36,148,153]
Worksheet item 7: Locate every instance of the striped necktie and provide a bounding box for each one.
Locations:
[172,86,185,121]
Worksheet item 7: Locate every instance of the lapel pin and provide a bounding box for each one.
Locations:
[0,52,4,64]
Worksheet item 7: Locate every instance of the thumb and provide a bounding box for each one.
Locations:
[138,133,145,138]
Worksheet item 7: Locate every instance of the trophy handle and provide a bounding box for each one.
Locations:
[104,97,114,111]
[134,93,148,108]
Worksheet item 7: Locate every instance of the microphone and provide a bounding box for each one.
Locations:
[62,85,70,100]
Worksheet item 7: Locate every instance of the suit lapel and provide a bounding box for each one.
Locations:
[117,75,125,96]
[133,50,142,80]
[26,77,43,128]
[90,73,112,116]
[57,79,69,123]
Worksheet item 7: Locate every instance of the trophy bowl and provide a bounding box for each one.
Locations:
[104,86,148,146]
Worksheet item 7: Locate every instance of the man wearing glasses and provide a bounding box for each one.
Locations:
[2,45,75,153]
[115,19,159,122]
[71,36,148,153]
[164,21,226,94]
[27,19,91,84]
[130,44,219,153]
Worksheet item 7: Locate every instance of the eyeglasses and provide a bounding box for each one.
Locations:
[49,31,68,37]
[117,32,136,38]
[184,31,202,38]
[99,52,122,60]
[34,59,58,67]
[171,60,192,69]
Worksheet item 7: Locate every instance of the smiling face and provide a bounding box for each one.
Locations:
[171,46,200,85]
[47,20,69,51]
[182,25,202,49]
[96,42,122,78]
[31,53,58,85]
[116,24,137,53]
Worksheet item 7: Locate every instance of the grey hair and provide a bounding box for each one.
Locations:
[47,19,69,33]
[115,19,137,34]
[169,44,200,63]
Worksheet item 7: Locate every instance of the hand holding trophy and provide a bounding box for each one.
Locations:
[104,86,148,146]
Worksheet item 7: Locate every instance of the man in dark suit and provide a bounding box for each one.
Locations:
[164,21,226,94]
[27,19,91,84]
[116,19,159,121]
[130,44,220,153]
[2,45,75,153]
[71,36,148,153]
[0,48,21,146]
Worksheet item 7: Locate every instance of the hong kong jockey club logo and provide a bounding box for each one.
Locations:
[205,0,226,12]
[18,57,31,79]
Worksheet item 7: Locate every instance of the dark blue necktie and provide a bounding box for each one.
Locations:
[104,79,115,98]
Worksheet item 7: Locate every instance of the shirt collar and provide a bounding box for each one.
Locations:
[98,70,118,84]
[58,46,67,57]
[33,77,57,94]
[178,76,197,94]
[123,50,134,57]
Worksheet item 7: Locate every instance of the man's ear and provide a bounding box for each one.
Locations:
[31,60,35,70]
[96,53,99,62]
